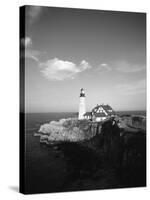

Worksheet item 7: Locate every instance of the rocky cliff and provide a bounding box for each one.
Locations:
[35,117,146,188]
[36,118,101,144]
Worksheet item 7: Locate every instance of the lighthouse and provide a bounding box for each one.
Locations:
[78,88,86,119]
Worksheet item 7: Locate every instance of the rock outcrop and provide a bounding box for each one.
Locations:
[36,118,101,143]
[35,116,146,188]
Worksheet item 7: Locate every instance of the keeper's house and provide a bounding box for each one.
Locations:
[84,104,115,122]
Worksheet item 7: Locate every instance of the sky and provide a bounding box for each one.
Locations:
[22,6,146,113]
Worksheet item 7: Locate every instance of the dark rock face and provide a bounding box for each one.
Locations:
[64,118,146,189]
[121,131,146,186]
[101,120,122,167]
[38,118,146,190]
[97,119,146,187]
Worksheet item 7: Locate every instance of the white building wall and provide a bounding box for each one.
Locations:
[95,117,107,122]
[78,97,86,119]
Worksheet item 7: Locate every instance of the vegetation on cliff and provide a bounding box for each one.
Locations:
[38,118,98,142]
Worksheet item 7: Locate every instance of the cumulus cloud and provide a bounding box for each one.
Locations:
[21,37,32,48]
[26,6,43,25]
[116,79,146,95]
[40,58,91,81]
[21,36,40,62]
[114,61,145,73]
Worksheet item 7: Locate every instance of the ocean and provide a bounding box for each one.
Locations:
[24,111,146,194]
[25,112,77,193]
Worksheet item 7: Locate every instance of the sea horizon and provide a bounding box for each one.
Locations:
[24,110,146,114]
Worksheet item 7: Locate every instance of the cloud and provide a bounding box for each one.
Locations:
[40,58,91,81]
[96,63,111,72]
[26,6,43,25]
[101,63,107,67]
[25,49,40,62]
[114,61,146,73]
[116,79,146,95]
[21,37,40,62]
[21,37,32,48]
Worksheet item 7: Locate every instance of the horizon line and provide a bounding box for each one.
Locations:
[23,110,146,114]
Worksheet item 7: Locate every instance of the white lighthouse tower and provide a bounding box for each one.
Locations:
[78,88,86,119]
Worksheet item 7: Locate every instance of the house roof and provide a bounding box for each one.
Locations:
[84,112,92,116]
[101,104,112,110]
[92,104,115,115]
